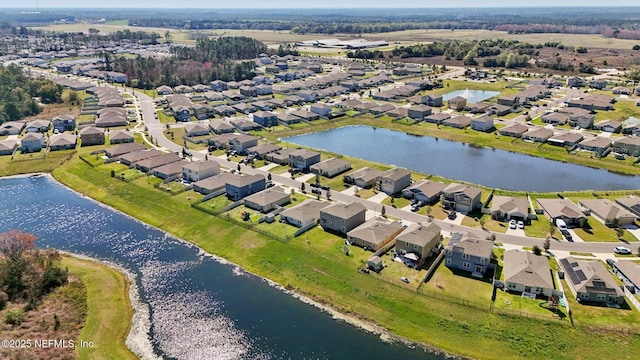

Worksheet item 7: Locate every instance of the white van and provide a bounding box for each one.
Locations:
[555,219,568,231]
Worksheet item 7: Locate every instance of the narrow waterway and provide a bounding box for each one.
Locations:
[0,176,443,360]
[283,125,639,192]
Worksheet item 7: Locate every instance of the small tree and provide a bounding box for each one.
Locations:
[237,164,241,172]
[300,183,306,192]
[381,205,386,217]
[532,245,542,256]
[267,173,272,181]
[548,222,557,239]
[479,217,486,229]
[315,174,320,184]
[543,238,551,253]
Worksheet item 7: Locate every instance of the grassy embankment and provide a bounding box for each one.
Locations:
[61,256,137,360]
[48,149,640,360]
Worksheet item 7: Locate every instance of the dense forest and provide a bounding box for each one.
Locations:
[111,37,265,89]
[0,64,63,123]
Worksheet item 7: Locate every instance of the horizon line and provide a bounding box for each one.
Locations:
[2,5,640,9]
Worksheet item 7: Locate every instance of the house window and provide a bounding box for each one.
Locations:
[579,293,588,299]
[508,283,516,289]
[446,258,451,265]
[480,258,485,263]
[536,287,543,293]
[462,253,470,259]
[446,250,451,256]
[414,245,418,250]
[463,262,471,269]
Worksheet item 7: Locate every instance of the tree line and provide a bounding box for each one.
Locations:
[0,230,68,312]
[110,37,265,89]
[0,64,63,123]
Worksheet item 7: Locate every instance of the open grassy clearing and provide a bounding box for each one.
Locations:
[61,256,136,360]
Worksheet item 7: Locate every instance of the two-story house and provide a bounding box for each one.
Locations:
[225,174,266,201]
[288,149,321,171]
[229,134,259,154]
[182,160,220,182]
[402,180,446,206]
[319,202,367,234]
[441,183,482,213]
[377,168,412,195]
[395,222,442,268]
[79,126,105,146]
[445,232,494,277]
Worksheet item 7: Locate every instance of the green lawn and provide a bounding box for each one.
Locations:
[61,256,136,360]
[573,217,638,242]
[493,290,568,321]
[422,260,494,306]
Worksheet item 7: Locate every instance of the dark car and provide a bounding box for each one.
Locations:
[448,212,457,220]
[320,185,330,190]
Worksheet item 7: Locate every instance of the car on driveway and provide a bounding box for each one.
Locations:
[517,221,524,229]
[509,219,517,229]
[614,246,632,255]
[448,212,457,220]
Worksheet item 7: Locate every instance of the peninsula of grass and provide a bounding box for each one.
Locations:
[61,256,137,360]
[49,152,640,360]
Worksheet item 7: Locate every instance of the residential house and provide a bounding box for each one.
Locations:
[309,158,352,178]
[0,139,18,156]
[255,84,273,96]
[441,183,482,213]
[347,217,404,251]
[174,85,192,94]
[209,120,235,134]
[445,232,494,276]
[213,105,236,117]
[547,132,584,147]
[246,143,282,159]
[277,113,301,125]
[468,103,491,115]
[521,127,554,143]
[560,256,624,305]
[470,115,494,132]
[153,160,188,180]
[395,223,442,267]
[135,153,182,173]
[594,119,622,133]
[156,85,173,95]
[504,250,554,297]
[182,160,220,182]
[184,122,210,137]
[609,260,640,295]
[424,113,451,124]
[566,77,584,88]
[566,94,615,111]
[119,149,163,166]
[232,102,255,114]
[105,143,146,158]
[244,187,291,213]
[320,202,367,234]
[497,95,520,107]
[498,123,529,138]
[289,149,321,171]
[612,86,631,95]
[577,136,611,154]
[622,117,640,134]
[109,130,134,144]
[48,133,77,151]
[251,101,273,112]
[407,105,433,120]
[490,196,529,221]
[79,126,105,146]
[615,197,640,217]
[377,168,412,195]
[589,79,607,90]
[253,111,278,127]
[291,109,319,122]
[20,133,44,153]
[542,112,569,126]
[612,136,640,156]
[578,199,637,226]
[310,103,333,117]
[193,104,214,120]
[25,119,51,133]
[344,167,384,189]
[210,80,228,92]
[192,172,235,195]
[489,104,512,117]
[264,148,296,165]
[536,198,587,227]
[560,107,595,129]
[443,115,472,129]
[225,174,266,201]
[280,199,330,227]
[370,103,396,115]
[447,96,467,111]
[239,86,258,98]
[0,121,26,135]
[402,180,446,205]
[298,90,317,102]
[229,134,259,154]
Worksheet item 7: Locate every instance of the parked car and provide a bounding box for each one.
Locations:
[509,219,517,229]
[448,212,457,220]
[517,221,524,229]
[614,246,632,255]
[320,185,330,190]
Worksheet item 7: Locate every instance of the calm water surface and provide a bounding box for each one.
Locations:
[0,176,442,360]
[441,89,501,103]
[283,125,639,192]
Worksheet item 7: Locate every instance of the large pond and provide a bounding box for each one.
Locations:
[0,176,441,360]
[441,89,501,103]
[283,125,639,192]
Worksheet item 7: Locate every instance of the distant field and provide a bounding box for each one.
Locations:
[358,29,640,50]
[29,23,640,50]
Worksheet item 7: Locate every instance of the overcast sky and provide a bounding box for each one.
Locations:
[3,1,639,8]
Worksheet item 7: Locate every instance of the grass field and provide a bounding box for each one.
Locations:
[61,256,136,360]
